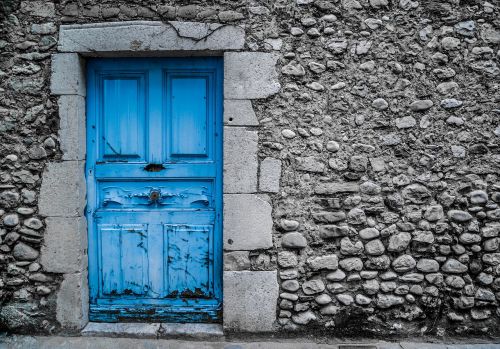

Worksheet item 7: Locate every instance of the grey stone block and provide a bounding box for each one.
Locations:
[224,127,258,193]
[58,21,245,53]
[158,323,223,339]
[224,194,273,250]
[259,157,282,193]
[58,95,86,160]
[57,272,88,330]
[82,322,160,339]
[224,100,259,126]
[51,53,85,96]
[40,216,87,273]
[20,1,56,17]
[224,251,251,270]
[223,270,278,332]
[39,161,86,217]
[224,52,281,99]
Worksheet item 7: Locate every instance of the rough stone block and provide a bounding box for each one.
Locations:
[57,272,88,330]
[39,161,86,217]
[51,53,85,96]
[224,127,258,193]
[58,95,86,160]
[158,323,223,339]
[224,52,281,99]
[223,270,278,332]
[20,1,56,17]
[224,194,273,250]
[224,99,258,126]
[58,21,245,53]
[314,182,360,194]
[259,157,282,193]
[224,251,251,270]
[82,322,160,338]
[40,217,87,273]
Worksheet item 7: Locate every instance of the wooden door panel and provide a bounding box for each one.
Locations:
[100,75,146,161]
[165,225,213,299]
[169,76,209,158]
[97,180,214,209]
[99,224,148,297]
[87,57,223,322]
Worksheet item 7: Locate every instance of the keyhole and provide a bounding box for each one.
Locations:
[149,190,160,202]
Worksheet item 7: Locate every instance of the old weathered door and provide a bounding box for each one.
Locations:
[86,57,223,322]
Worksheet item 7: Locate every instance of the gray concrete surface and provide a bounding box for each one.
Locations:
[1,335,500,349]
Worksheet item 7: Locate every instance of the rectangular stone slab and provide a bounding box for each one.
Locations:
[224,52,281,99]
[51,53,86,96]
[57,272,88,330]
[223,127,258,193]
[39,161,86,217]
[58,21,245,53]
[223,194,273,250]
[41,216,87,274]
[58,95,86,160]
[82,322,160,339]
[223,270,278,332]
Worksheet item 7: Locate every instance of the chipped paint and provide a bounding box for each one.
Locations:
[87,57,223,322]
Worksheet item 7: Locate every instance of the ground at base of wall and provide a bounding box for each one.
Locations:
[1,335,500,349]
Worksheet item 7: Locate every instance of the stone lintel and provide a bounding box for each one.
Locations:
[58,21,245,54]
[223,194,273,250]
[223,270,278,332]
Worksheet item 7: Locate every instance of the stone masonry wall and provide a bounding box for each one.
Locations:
[1,0,500,338]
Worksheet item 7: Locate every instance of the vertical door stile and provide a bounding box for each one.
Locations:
[148,223,164,298]
[214,58,224,300]
[148,63,164,165]
[86,62,99,303]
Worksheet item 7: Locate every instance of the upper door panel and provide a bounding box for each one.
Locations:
[98,73,147,162]
[87,58,221,167]
[169,75,209,158]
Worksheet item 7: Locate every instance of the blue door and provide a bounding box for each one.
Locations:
[86,58,223,322]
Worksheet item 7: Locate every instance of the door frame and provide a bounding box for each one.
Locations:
[43,20,280,333]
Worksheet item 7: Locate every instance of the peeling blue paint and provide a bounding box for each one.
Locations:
[86,57,223,322]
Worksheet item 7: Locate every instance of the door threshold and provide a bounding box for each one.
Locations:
[82,322,224,339]
[158,323,224,339]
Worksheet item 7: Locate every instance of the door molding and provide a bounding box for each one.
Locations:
[43,20,281,333]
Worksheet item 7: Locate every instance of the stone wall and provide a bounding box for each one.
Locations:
[1,0,500,339]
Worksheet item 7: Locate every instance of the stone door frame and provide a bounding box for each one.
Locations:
[42,21,280,332]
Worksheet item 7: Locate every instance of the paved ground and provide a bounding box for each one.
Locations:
[1,336,500,349]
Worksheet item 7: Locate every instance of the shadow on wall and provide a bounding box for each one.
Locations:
[0,0,20,20]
